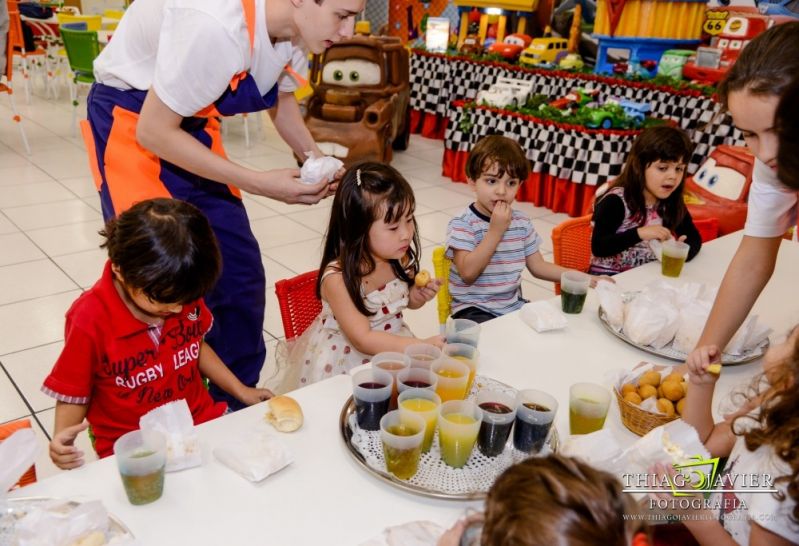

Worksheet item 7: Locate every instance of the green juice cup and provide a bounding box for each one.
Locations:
[380,410,425,480]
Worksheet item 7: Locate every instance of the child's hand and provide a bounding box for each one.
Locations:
[414,278,441,302]
[637,225,672,241]
[685,345,721,386]
[422,334,446,348]
[589,274,615,287]
[238,387,274,406]
[489,201,512,235]
[50,421,90,470]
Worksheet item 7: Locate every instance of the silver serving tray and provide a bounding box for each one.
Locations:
[598,294,768,365]
[339,380,559,501]
[1,496,134,542]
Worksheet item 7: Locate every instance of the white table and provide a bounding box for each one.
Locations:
[11,233,798,545]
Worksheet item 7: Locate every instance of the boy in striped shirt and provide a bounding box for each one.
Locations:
[445,135,606,323]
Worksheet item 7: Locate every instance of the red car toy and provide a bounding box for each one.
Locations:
[487,33,533,61]
[549,87,600,111]
[683,145,756,236]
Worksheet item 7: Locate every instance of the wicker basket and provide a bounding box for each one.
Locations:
[614,387,678,436]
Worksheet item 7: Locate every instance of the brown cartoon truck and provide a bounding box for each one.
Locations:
[303,35,411,166]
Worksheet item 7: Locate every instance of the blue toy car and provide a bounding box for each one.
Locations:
[618,99,651,127]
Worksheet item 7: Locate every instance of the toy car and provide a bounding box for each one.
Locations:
[656,49,695,79]
[548,87,599,111]
[476,77,534,109]
[617,99,651,127]
[585,102,629,129]
[486,33,533,61]
[459,34,483,56]
[519,37,569,67]
[303,35,410,166]
[558,53,585,70]
[683,145,756,236]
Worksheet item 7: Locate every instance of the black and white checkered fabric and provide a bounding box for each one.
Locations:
[412,51,746,183]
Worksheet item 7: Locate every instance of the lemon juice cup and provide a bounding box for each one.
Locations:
[569,383,611,435]
[476,390,517,457]
[432,358,470,402]
[398,388,442,452]
[445,318,481,348]
[442,343,478,393]
[372,352,410,410]
[380,410,425,480]
[114,429,167,505]
[404,343,442,370]
[661,240,690,278]
[513,390,558,454]
[438,400,483,468]
[397,368,438,394]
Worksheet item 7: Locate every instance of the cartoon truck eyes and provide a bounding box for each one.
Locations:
[303,35,411,166]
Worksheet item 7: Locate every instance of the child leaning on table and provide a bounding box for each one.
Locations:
[438,455,649,546]
[665,325,799,545]
[589,125,702,276]
[42,198,272,469]
[280,162,444,389]
[445,135,610,323]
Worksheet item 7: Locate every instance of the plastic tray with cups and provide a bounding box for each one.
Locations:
[596,280,771,365]
[341,347,558,500]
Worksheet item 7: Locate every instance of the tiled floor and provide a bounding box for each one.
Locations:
[0,77,565,480]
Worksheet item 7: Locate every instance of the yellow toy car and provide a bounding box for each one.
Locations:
[520,37,569,67]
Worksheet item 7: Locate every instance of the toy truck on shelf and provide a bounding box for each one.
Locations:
[476,77,535,109]
[682,14,773,84]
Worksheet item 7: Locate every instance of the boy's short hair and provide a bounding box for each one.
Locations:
[482,455,644,546]
[100,198,221,304]
[465,135,530,182]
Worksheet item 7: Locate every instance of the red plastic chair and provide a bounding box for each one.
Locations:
[274,270,322,340]
[551,214,594,295]
[0,418,37,489]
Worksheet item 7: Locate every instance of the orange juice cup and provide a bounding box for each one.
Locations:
[372,352,410,410]
[442,343,478,393]
[432,359,469,402]
[438,400,483,468]
[404,343,442,370]
[398,388,442,452]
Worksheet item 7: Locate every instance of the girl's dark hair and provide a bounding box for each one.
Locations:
[733,328,799,525]
[776,75,799,190]
[318,162,420,316]
[100,198,221,304]
[466,134,530,182]
[482,455,646,546]
[609,126,693,229]
[717,22,799,109]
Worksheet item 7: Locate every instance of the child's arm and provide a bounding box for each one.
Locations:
[591,194,671,257]
[675,212,702,261]
[322,272,444,354]
[198,342,273,405]
[451,202,512,284]
[50,401,90,470]
[407,278,441,310]
[682,356,737,457]
[524,252,612,286]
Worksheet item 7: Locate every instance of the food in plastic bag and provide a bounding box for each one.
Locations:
[596,280,624,331]
[299,153,343,185]
[139,399,200,472]
[623,295,678,348]
[672,300,712,354]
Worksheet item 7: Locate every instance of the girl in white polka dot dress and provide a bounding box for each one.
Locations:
[280,163,445,389]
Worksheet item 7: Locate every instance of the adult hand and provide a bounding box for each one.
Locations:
[249,168,332,205]
[49,421,89,470]
[685,345,721,386]
[637,225,672,241]
[488,202,512,236]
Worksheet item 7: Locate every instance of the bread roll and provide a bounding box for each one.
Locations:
[265,395,303,432]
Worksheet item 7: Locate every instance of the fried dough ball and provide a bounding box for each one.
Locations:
[638,384,658,400]
[639,371,662,388]
[623,392,643,405]
[656,398,676,417]
[621,383,637,396]
[661,380,684,402]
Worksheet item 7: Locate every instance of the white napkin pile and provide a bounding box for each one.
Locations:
[213,429,292,483]
[13,500,111,546]
[520,301,568,332]
[139,399,200,472]
[299,153,343,185]
[0,427,38,495]
[359,521,445,546]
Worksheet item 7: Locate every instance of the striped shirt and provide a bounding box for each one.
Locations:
[446,204,541,316]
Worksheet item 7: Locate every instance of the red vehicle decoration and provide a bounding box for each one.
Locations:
[486,33,533,60]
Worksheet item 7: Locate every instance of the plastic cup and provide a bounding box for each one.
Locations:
[380,410,425,480]
[513,390,558,454]
[372,352,410,410]
[397,367,438,394]
[432,358,470,402]
[352,368,393,431]
[404,343,442,370]
[442,343,479,393]
[114,429,167,505]
[569,383,611,435]
[560,271,590,314]
[398,388,442,452]
[438,400,483,468]
[476,390,517,457]
[661,240,690,278]
[445,318,481,348]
